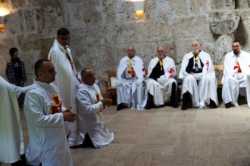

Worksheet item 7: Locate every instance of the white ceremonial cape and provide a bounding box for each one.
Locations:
[222,51,250,106]
[48,39,82,146]
[116,55,145,110]
[24,81,73,166]
[146,56,177,105]
[0,76,29,164]
[76,83,114,148]
[179,51,218,107]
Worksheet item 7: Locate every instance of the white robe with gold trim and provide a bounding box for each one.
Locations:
[116,55,145,111]
[146,56,177,106]
[179,51,218,108]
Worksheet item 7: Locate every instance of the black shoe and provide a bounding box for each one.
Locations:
[208,99,217,109]
[181,104,189,110]
[70,144,83,149]
[11,160,25,166]
[225,102,234,108]
[145,93,155,109]
[181,92,192,110]
[117,103,128,111]
[170,83,179,108]
[80,133,95,148]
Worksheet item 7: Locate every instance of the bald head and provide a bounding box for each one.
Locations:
[127,47,135,59]
[35,59,56,84]
[156,46,166,60]
[192,40,202,54]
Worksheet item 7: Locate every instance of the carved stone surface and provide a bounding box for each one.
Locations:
[213,35,233,63]
[209,12,240,35]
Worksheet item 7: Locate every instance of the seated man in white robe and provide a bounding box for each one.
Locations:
[116,47,145,111]
[145,46,178,109]
[76,68,114,148]
[179,40,218,110]
[222,41,250,108]
[24,59,75,166]
[0,76,30,166]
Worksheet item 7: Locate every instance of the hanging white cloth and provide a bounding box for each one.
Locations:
[48,39,83,146]
[0,76,30,164]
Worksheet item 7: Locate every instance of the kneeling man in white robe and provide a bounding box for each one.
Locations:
[0,76,30,166]
[179,40,218,110]
[222,41,250,108]
[76,68,114,148]
[24,59,75,166]
[145,47,178,109]
[116,47,145,111]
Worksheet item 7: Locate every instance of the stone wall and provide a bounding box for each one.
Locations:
[1,0,250,81]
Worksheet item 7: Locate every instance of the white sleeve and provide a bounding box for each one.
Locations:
[179,55,189,79]
[0,77,30,97]
[76,89,103,113]
[223,55,231,78]
[165,58,177,79]
[136,57,144,80]
[25,92,64,128]
[202,54,215,74]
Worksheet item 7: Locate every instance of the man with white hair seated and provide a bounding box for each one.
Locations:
[179,40,218,110]
[145,46,178,109]
[116,47,145,111]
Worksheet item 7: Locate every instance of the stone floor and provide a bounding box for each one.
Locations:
[3,105,250,166]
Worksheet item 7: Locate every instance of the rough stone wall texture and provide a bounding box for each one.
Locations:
[1,0,250,81]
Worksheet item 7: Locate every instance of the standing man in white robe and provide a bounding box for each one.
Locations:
[145,46,178,109]
[179,40,218,110]
[116,47,145,111]
[76,68,114,148]
[0,76,30,166]
[48,28,82,147]
[24,59,75,166]
[222,41,250,108]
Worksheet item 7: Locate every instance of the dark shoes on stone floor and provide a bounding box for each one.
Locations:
[207,99,217,109]
[11,160,26,166]
[181,92,192,110]
[11,154,38,166]
[182,94,217,110]
[117,103,129,111]
[70,133,95,149]
[225,102,234,108]
[181,103,192,110]
[81,133,95,148]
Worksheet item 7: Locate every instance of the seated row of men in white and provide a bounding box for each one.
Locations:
[117,40,250,110]
[1,27,250,166]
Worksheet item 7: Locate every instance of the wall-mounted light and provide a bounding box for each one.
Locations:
[0,0,11,32]
[126,0,145,20]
